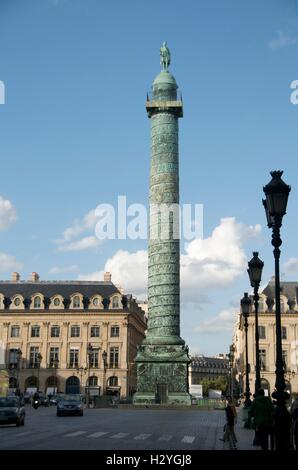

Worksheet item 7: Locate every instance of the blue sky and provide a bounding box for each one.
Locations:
[0,0,298,355]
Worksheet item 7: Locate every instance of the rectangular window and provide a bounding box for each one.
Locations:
[51,326,60,338]
[90,326,100,337]
[69,348,79,368]
[29,346,40,368]
[11,326,20,338]
[9,349,18,368]
[282,350,288,370]
[259,349,266,371]
[71,326,80,337]
[49,347,59,367]
[282,326,287,340]
[89,349,99,368]
[31,326,40,338]
[258,326,266,340]
[110,347,119,368]
[111,326,120,338]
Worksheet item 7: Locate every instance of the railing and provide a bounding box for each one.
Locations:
[147,89,182,102]
[196,398,225,409]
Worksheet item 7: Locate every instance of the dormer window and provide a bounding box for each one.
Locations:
[34,296,41,309]
[93,297,99,306]
[112,297,120,309]
[54,297,60,306]
[73,296,80,308]
[14,298,21,306]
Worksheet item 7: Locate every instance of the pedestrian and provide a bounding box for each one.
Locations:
[220,396,237,449]
[291,396,298,450]
[249,389,274,450]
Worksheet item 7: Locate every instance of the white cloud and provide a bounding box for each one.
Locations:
[78,218,261,302]
[195,308,237,334]
[283,257,298,274]
[180,218,261,302]
[55,209,98,244]
[0,196,17,231]
[0,253,23,273]
[78,249,148,297]
[56,236,101,252]
[48,265,79,275]
[268,31,298,49]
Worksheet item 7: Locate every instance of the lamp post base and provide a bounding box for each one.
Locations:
[272,390,292,450]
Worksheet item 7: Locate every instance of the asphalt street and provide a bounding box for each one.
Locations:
[0,405,227,450]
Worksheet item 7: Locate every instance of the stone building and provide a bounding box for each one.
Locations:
[233,278,298,397]
[189,355,229,384]
[0,271,146,398]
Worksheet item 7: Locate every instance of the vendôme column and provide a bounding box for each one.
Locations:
[134,43,191,406]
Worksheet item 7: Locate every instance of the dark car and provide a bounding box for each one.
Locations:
[56,394,84,416]
[38,393,50,407]
[50,394,64,406]
[0,397,25,426]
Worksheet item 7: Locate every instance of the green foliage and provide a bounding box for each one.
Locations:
[201,376,228,396]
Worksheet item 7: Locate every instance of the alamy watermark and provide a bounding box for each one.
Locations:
[0,80,5,104]
[93,196,203,241]
[290,80,298,104]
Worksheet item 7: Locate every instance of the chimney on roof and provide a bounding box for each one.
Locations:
[12,272,20,282]
[104,272,112,282]
[31,272,40,282]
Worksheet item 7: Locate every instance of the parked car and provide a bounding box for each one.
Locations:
[24,391,34,404]
[56,394,84,416]
[0,396,25,426]
[49,394,64,406]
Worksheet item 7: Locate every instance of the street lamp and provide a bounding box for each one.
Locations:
[102,350,108,396]
[36,353,42,392]
[263,170,291,450]
[228,345,234,398]
[241,293,252,410]
[76,365,87,392]
[87,343,94,408]
[247,251,264,395]
[16,349,22,394]
[53,358,59,394]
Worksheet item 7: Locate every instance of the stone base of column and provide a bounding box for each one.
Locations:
[133,344,191,406]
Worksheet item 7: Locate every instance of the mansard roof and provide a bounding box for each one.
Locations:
[262,279,298,302]
[0,280,121,300]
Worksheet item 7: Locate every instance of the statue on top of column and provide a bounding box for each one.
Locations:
[160,41,171,70]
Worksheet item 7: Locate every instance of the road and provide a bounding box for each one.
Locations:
[0,405,227,450]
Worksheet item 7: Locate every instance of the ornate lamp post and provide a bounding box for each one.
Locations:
[263,170,291,450]
[247,252,264,395]
[229,345,235,398]
[102,350,108,396]
[241,293,252,409]
[16,348,22,394]
[87,343,93,408]
[76,366,87,394]
[36,353,42,392]
[53,358,59,394]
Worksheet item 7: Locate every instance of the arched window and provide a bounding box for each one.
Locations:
[34,296,41,308]
[88,376,98,387]
[73,296,80,308]
[112,297,119,309]
[109,376,118,387]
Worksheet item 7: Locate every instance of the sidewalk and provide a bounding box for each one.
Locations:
[214,408,262,450]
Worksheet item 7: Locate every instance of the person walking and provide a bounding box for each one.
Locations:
[291,396,298,450]
[220,396,237,449]
[250,389,274,450]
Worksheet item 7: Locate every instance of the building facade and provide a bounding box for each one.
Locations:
[0,271,146,398]
[233,278,298,397]
[189,355,229,385]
